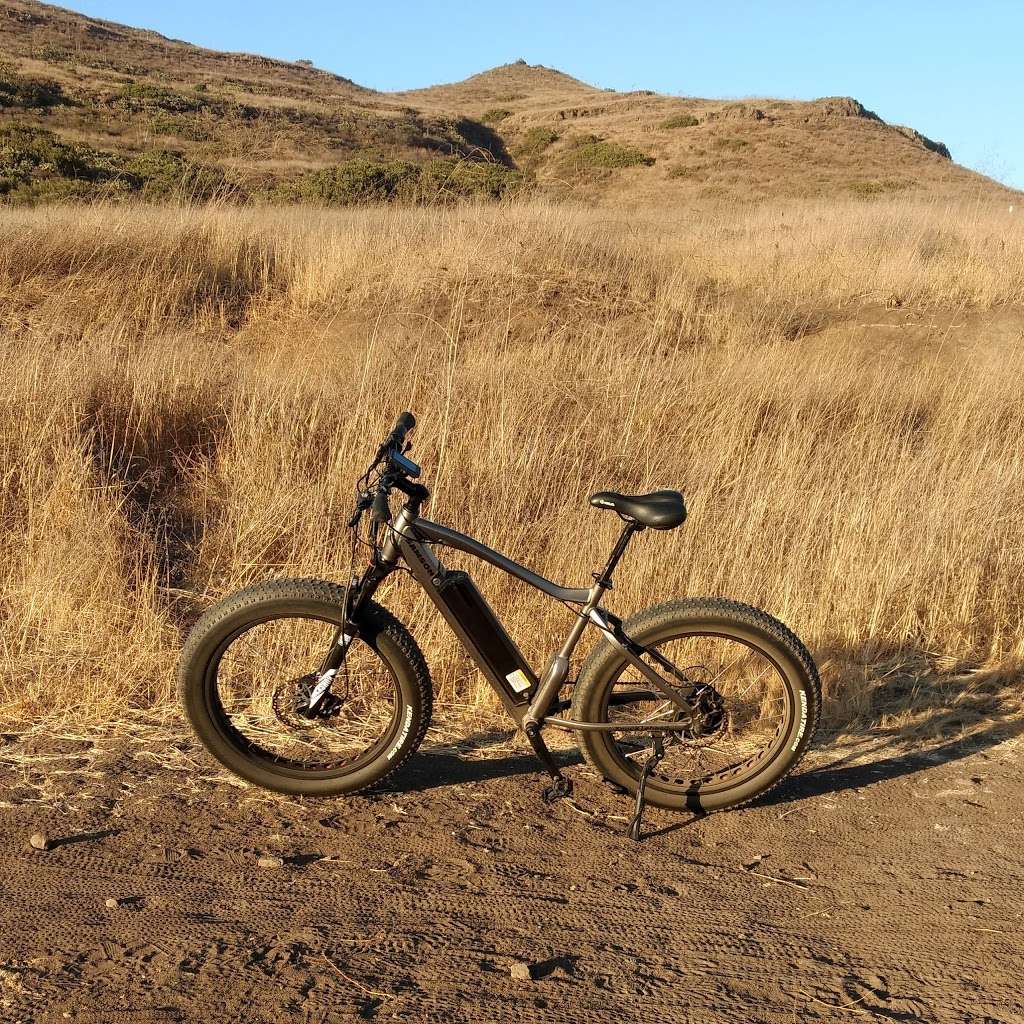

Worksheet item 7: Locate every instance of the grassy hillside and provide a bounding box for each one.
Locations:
[0,0,1016,205]
[2,197,1023,734]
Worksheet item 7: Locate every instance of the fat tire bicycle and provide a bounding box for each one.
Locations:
[179,412,820,839]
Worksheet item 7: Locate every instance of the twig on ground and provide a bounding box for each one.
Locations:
[319,954,393,1000]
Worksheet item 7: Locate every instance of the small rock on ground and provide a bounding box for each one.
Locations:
[509,961,533,982]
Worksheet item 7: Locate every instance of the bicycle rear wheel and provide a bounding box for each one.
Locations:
[571,598,819,812]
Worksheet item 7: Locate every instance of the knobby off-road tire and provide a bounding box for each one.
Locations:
[179,578,432,796]
[571,598,820,813]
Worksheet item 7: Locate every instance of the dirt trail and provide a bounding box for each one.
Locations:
[0,721,1021,1023]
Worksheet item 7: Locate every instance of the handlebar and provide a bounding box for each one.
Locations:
[354,411,426,532]
[377,411,416,458]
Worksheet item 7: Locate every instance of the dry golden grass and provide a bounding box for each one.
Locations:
[2,197,1023,736]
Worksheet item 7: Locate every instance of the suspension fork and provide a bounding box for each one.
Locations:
[309,520,406,709]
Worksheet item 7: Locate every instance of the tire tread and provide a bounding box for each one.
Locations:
[177,578,432,795]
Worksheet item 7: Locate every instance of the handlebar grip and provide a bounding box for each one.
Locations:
[374,411,417,463]
[394,411,416,434]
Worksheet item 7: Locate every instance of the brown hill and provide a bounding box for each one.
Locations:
[0,0,1015,205]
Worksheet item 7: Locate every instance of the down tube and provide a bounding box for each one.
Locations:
[396,534,536,725]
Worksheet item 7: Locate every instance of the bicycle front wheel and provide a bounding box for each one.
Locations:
[179,578,432,796]
[571,598,820,813]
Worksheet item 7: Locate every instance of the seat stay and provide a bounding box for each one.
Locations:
[587,608,699,709]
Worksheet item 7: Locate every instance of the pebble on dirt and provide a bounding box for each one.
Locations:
[509,961,533,982]
[104,898,121,910]
[257,855,285,869]
[29,832,50,851]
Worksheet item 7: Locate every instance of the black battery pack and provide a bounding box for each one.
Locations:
[435,571,537,705]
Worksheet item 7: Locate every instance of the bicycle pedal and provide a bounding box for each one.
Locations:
[541,777,573,803]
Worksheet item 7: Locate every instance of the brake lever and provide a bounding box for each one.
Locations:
[347,490,373,528]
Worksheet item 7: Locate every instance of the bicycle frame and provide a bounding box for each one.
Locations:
[345,503,703,739]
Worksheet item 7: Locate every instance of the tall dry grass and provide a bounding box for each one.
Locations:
[2,197,1023,735]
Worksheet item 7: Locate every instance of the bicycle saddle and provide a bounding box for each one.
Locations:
[588,489,687,530]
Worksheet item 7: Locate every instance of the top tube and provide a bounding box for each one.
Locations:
[412,518,592,604]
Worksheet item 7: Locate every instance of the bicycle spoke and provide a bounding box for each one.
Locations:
[214,615,399,771]
[606,629,791,789]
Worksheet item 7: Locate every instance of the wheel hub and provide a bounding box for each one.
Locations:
[272,673,343,727]
[691,686,726,737]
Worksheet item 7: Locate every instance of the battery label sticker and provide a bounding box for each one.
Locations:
[506,669,532,694]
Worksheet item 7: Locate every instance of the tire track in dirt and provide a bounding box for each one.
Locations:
[0,731,1021,1023]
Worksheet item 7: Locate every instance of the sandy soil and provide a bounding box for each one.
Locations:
[0,719,1021,1023]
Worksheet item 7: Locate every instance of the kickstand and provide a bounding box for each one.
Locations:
[627,734,665,842]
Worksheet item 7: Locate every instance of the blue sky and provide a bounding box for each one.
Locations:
[59,0,1022,189]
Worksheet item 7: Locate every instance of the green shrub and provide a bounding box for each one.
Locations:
[0,62,66,109]
[417,160,524,200]
[115,82,208,114]
[150,115,215,142]
[565,135,655,170]
[481,108,512,125]
[283,160,421,204]
[0,125,226,204]
[847,179,909,199]
[661,114,699,130]
[516,126,559,162]
[281,158,526,206]
[120,150,227,200]
[0,126,112,197]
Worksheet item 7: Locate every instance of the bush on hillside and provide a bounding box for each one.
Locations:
[660,114,699,129]
[847,179,910,199]
[515,126,559,163]
[284,160,420,204]
[120,150,227,200]
[150,114,216,142]
[564,134,655,170]
[0,125,227,203]
[115,82,210,114]
[281,157,526,206]
[0,62,66,109]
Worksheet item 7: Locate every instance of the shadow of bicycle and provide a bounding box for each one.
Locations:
[763,716,1023,806]
[387,726,582,793]
[387,707,1022,809]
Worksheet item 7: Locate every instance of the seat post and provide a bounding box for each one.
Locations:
[595,521,643,588]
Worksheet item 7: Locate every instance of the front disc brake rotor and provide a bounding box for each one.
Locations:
[272,674,343,729]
